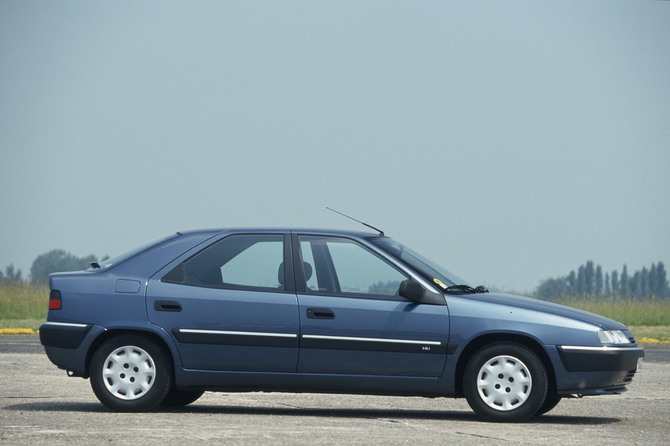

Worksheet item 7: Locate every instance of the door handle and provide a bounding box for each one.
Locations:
[306,307,335,319]
[154,300,182,312]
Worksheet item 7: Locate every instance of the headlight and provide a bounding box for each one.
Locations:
[598,330,630,345]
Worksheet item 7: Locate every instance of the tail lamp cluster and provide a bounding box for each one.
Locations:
[49,290,62,310]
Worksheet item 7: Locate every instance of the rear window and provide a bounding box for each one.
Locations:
[94,233,180,270]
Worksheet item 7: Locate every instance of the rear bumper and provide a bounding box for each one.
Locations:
[40,322,92,349]
[39,321,103,377]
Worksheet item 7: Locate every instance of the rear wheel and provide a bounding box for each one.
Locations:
[90,335,172,411]
[463,342,548,422]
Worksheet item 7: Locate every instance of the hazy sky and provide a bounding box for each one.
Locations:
[1,1,668,292]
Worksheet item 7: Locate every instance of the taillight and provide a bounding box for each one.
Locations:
[49,290,62,310]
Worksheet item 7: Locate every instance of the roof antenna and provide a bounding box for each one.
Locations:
[326,207,385,236]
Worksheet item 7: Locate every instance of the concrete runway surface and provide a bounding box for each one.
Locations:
[1,335,668,445]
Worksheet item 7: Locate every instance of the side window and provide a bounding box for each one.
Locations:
[180,234,285,290]
[299,236,407,297]
[299,240,319,291]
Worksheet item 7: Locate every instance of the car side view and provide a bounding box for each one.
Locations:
[40,228,644,422]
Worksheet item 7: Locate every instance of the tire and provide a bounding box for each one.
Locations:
[90,335,172,412]
[161,389,205,407]
[536,393,562,416]
[463,342,548,422]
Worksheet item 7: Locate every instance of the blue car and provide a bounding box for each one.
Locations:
[40,228,644,422]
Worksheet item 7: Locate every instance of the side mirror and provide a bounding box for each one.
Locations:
[399,280,426,302]
[399,279,446,305]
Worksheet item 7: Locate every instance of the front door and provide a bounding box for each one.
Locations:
[294,234,449,377]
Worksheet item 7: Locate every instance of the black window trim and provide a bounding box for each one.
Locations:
[291,233,411,301]
[161,232,295,294]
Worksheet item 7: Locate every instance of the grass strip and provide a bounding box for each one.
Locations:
[2,283,669,341]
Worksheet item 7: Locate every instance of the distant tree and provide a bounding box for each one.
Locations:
[567,270,576,292]
[0,264,23,283]
[630,271,641,299]
[595,264,603,295]
[656,262,668,297]
[605,272,611,296]
[641,267,649,298]
[584,261,595,294]
[621,265,629,295]
[536,277,570,300]
[30,250,97,284]
[611,270,619,295]
[577,265,586,295]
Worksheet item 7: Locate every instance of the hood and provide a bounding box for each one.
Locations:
[464,292,627,330]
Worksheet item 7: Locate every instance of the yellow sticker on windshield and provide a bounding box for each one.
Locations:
[434,278,448,289]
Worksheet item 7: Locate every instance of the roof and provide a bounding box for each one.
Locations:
[177,227,382,238]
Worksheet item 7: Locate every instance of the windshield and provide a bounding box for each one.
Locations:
[368,236,470,290]
[93,233,180,270]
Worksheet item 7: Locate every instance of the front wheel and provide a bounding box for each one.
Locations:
[463,342,548,422]
[161,389,205,407]
[90,335,172,411]
[536,393,562,416]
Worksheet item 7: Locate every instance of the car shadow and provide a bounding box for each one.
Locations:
[3,401,620,425]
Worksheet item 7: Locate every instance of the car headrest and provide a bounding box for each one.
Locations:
[278,262,313,285]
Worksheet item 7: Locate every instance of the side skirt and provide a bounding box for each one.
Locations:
[174,368,445,397]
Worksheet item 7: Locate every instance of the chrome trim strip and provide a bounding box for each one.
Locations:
[559,345,639,352]
[178,329,297,338]
[302,334,442,346]
[42,321,89,328]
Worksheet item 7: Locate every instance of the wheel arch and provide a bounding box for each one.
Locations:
[84,327,177,379]
[453,333,557,398]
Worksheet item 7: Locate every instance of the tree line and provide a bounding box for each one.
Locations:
[535,261,669,301]
[0,249,106,285]
[2,250,669,302]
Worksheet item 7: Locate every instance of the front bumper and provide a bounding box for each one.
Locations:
[552,344,644,395]
[557,345,644,372]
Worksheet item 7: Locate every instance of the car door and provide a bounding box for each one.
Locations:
[294,234,450,377]
[146,232,299,373]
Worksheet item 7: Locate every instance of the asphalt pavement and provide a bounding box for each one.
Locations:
[1,335,668,445]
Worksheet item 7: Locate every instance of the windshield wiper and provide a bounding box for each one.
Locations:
[444,284,489,294]
[444,284,476,294]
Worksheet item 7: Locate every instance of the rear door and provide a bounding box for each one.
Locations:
[294,234,450,377]
[146,232,299,373]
